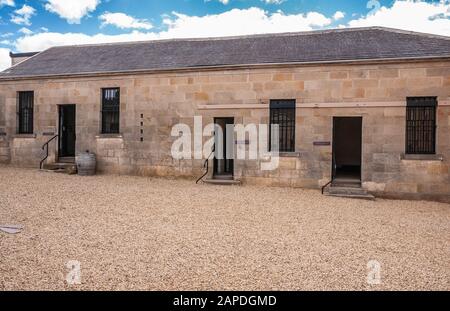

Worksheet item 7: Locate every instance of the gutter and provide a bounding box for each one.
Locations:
[0,55,450,82]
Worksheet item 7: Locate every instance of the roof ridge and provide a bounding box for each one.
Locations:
[374,26,450,41]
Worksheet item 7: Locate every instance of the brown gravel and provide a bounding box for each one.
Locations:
[0,165,449,291]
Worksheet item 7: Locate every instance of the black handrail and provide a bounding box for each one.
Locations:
[322,152,336,194]
[321,179,333,194]
[40,134,58,169]
[196,144,215,184]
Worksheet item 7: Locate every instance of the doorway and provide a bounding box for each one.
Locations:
[332,117,362,184]
[58,105,76,158]
[213,117,234,179]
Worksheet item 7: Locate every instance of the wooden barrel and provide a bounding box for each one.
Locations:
[76,151,96,176]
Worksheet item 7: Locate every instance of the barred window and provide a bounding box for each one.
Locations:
[101,88,120,134]
[406,97,437,155]
[269,99,296,152]
[17,91,34,134]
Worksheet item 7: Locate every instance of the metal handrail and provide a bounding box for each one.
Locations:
[321,153,337,194]
[40,134,58,169]
[196,144,215,184]
[321,179,333,194]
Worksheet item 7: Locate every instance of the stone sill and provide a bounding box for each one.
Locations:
[260,151,302,158]
[13,134,37,139]
[401,154,444,161]
[95,134,123,139]
[279,152,302,158]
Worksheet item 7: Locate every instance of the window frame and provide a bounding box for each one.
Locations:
[101,87,120,134]
[17,91,34,135]
[269,99,296,153]
[405,97,437,155]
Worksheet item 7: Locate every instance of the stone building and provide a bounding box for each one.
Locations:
[0,27,449,202]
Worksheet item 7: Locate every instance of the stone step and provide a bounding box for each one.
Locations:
[332,177,361,188]
[58,157,75,163]
[332,181,361,188]
[42,162,77,174]
[204,178,241,186]
[212,174,234,180]
[332,182,361,188]
[324,186,375,201]
[41,168,69,174]
[324,192,375,200]
[328,186,367,195]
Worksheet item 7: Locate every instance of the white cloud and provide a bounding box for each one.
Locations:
[207,0,229,4]
[11,2,450,55]
[0,39,13,45]
[45,0,100,24]
[333,11,345,20]
[99,12,153,30]
[348,0,450,36]
[161,8,331,38]
[14,7,333,52]
[0,0,15,7]
[18,27,33,35]
[10,4,35,26]
[14,31,156,52]
[0,32,14,38]
[208,0,285,5]
[263,0,285,4]
[0,48,11,71]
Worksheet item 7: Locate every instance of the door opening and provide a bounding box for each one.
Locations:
[213,117,234,179]
[332,117,362,184]
[58,105,76,158]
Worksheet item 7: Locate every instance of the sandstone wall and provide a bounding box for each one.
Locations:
[0,60,448,201]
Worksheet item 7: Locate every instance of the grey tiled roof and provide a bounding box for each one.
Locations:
[1,27,450,79]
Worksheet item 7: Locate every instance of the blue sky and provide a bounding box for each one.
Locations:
[1,1,395,36]
[0,0,449,69]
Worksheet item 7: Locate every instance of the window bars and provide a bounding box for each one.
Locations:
[101,88,120,134]
[17,91,34,134]
[406,97,437,155]
[270,100,296,152]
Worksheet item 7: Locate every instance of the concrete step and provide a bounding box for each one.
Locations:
[212,174,234,180]
[325,192,375,200]
[332,183,361,188]
[328,186,367,195]
[204,178,241,186]
[58,157,75,163]
[332,177,361,188]
[41,168,69,174]
[332,182,361,188]
[324,186,375,200]
[42,162,77,174]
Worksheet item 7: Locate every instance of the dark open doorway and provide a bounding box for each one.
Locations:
[332,117,362,184]
[214,117,234,179]
[58,105,76,158]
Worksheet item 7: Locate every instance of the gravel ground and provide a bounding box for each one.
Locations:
[0,165,449,291]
